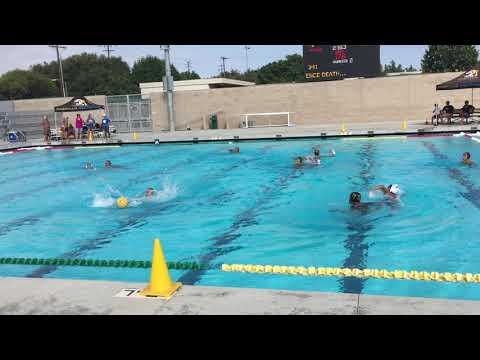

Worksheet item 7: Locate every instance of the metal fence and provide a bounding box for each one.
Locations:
[1,112,9,140]
[105,94,152,133]
[3,110,55,139]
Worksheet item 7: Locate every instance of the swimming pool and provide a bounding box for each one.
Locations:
[1,135,480,301]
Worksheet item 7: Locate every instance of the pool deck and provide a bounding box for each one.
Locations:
[1,276,480,315]
[2,120,480,314]
[1,120,479,151]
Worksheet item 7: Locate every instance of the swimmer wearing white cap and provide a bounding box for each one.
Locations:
[371,184,401,200]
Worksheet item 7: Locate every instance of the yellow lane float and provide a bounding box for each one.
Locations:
[221,264,480,284]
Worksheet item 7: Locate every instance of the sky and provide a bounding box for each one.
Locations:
[0,45,429,77]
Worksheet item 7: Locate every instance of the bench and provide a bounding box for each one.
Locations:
[434,109,479,125]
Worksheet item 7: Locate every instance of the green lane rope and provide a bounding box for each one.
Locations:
[0,257,213,271]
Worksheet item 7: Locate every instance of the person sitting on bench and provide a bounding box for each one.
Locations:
[460,100,475,125]
[440,101,454,124]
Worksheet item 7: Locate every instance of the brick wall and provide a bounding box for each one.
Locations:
[151,72,480,131]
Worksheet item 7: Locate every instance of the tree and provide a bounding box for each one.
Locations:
[384,60,403,73]
[421,45,479,73]
[404,65,418,72]
[131,56,182,85]
[0,69,57,100]
[214,69,257,83]
[179,70,201,80]
[219,69,245,80]
[32,53,138,96]
[255,54,305,84]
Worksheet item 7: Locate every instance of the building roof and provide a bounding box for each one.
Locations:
[140,78,255,94]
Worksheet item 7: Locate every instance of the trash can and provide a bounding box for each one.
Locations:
[210,113,218,129]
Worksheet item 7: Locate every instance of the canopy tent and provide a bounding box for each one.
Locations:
[54,96,105,112]
[53,96,105,129]
[436,68,480,104]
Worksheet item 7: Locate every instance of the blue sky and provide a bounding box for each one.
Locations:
[0,45,430,77]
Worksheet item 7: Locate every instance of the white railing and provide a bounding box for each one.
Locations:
[240,112,293,128]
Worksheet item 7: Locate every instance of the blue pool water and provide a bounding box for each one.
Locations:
[1,136,480,300]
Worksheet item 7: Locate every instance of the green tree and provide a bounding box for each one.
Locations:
[0,69,57,100]
[215,69,257,83]
[384,60,403,73]
[404,65,418,72]
[179,70,201,80]
[131,56,182,85]
[421,45,479,73]
[219,69,245,80]
[256,54,305,84]
[32,53,138,96]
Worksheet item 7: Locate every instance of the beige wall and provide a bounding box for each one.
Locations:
[13,96,106,126]
[151,72,480,131]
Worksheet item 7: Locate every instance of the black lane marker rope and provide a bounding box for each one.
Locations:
[178,150,305,285]
[25,146,272,278]
[340,142,376,294]
[0,146,203,239]
[423,141,480,210]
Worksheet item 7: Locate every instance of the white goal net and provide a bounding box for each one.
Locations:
[240,112,293,128]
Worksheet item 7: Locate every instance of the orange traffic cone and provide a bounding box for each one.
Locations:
[138,239,182,299]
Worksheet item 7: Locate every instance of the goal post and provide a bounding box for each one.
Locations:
[240,112,293,128]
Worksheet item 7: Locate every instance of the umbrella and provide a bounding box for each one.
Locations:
[53,96,105,129]
[436,68,480,105]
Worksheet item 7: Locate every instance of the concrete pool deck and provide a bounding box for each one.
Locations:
[1,120,479,150]
[1,276,480,315]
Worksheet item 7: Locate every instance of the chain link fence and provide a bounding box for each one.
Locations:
[3,110,55,139]
[105,94,152,133]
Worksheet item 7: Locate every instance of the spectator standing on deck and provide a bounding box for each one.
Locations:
[86,114,95,139]
[101,113,111,139]
[42,115,50,143]
[75,113,84,140]
[61,116,69,140]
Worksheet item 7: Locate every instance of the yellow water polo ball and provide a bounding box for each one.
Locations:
[117,196,129,208]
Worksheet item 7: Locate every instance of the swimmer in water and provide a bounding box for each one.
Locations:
[312,147,336,158]
[84,162,94,169]
[104,160,112,168]
[229,146,240,153]
[145,187,157,198]
[371,184,400,200]
[349,192,383,212]
[294,156,304,167]
[462,152,474,165]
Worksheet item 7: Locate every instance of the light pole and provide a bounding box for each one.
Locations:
[245,45,251,72]
[49,45,67,97]
[161,45,175,132]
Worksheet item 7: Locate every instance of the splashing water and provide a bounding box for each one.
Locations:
[90,179,179,208]
[91,194,116,208]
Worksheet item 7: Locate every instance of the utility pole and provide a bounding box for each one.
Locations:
[161,45,175,132]
[244,45,251,72]
[186,60,191,74]
[49,45,67,97]
[102,45,115,58]
[220,56,229,77]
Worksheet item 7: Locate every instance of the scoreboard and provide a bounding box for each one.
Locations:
[303,45,380,81]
